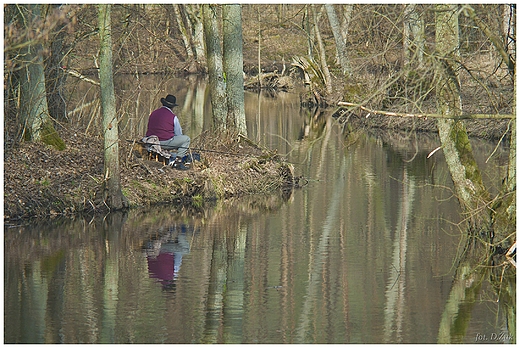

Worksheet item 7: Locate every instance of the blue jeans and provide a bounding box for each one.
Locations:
[160,135,191,157]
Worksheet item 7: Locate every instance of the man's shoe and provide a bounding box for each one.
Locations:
[182,153,200,164]
[171,157,189,170]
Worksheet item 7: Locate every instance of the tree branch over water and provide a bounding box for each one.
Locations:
[337,101,515,120]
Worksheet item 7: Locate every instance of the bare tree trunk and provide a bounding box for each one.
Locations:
[44,4,68,122]
[435,4,491,233]
[98,4,127,210]
[403,4,425,67]
[18,4,65,150]
[202,4,227,130]
[184,4,206,70]
[436,8,516,339]
[305,6,313,59]
[173,5,194,62]
[257,7,262,88]
[340,4,353,44]
[325,4,351,76]
[223,4,247,135]
[311,5,332,95]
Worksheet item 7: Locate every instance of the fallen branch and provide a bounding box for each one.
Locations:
[62,67,100,86]
[337,101,515,119]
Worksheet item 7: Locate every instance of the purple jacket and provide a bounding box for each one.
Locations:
[145,106,183,141]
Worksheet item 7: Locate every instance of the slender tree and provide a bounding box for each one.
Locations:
[403,4,425,67]
[202,4,227,130]
[502,4,516,60]
[340,4,353,43]
[98,4,127,210]
[311,5,332,95]
[174,5,194,62]
[325,4,351,76]
[223,4,247,135]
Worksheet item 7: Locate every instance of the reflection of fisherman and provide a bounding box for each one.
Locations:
[146,231,190,289]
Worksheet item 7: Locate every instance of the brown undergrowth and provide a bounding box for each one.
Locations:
[4,129,298,221]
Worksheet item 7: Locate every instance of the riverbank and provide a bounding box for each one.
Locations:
[4,129,298,221]
[4,107,511,222]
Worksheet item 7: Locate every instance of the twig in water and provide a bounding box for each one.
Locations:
[427,146,442,158]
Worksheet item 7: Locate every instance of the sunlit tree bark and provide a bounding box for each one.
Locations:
[435,6,516,332]
[98,4,127,210]
[184,4,206,69]
[311,5,332,95]
[173,5,194,63]
[202,4,227,130]
[340,4,353,44]
[223,4,247,135]
[325,4,351,76]
[502,4,516,60]
[435,4,491,234]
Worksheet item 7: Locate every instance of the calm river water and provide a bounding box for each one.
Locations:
[4,76,514,343]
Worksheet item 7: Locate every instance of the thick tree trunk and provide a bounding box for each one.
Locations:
[223,4,247,135]
[202,4,227,130]
[98,4,127,210]
[325,4,351,76]
[18,4,65,150]
[435,4,491,234]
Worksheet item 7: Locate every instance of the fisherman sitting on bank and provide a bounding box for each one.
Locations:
[145,94,190,170]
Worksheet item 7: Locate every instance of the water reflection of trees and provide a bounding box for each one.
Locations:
[4,194,291,343]
[4,123,514,343]
[294,117,514,343]
[437,237,516,344]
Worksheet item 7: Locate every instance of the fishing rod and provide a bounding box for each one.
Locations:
[127,139,261,157]
[172,145,256,157]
